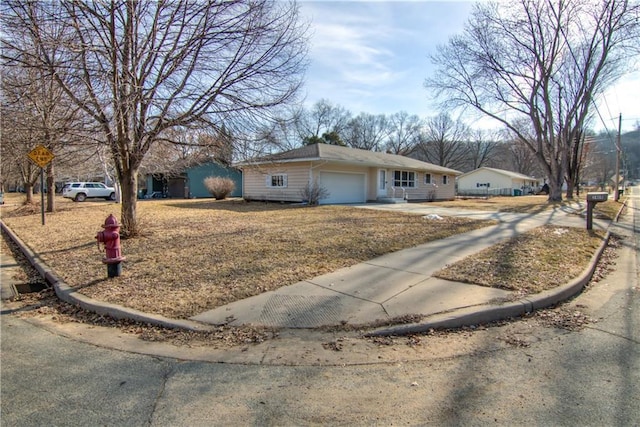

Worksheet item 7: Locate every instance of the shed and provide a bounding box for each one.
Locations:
[141,161,242,199]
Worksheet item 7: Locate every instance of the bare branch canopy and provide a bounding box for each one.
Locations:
[426,0,639,201]
[2,0,309,235]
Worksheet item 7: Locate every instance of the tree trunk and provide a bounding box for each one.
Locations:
[547,165,564,202]
[565,176,575,200]
[24,183,35,204]
[119,169,138,238]
[565,130,584,200]
[46,162,55,212]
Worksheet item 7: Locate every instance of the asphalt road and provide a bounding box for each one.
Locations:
[1,192,639,426]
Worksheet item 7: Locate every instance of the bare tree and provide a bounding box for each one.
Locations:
[581,133,620,190]
[343,113,390,151]
[2,0,308,236]
[466,129,503,171]
[384,111,422,155]
[0,90,41,202]
[506,139,543,177]
[583,142,617,191]
[296,99,352,145]
[1,63,91,206]
[413,113,470,170]
[426,0,640,201]
[141,128,234,178]
[1,9,94,208]
[254,106,305,153]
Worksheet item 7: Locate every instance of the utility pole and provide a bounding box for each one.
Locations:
[614,114,622,201]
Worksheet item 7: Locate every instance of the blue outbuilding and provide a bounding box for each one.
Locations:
[141,161,242,199]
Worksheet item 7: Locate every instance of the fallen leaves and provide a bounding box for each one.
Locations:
[535,307,597,331]
[322,339,345,351]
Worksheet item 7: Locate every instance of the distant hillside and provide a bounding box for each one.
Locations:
[622,129,640,145]
[622,130,640,179]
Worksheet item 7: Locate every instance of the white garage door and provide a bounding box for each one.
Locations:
[319,172,366,204]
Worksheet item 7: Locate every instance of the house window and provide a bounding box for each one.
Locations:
[425,173,432,184]
[268,174,287,188]
[393,170,416,187]
[442,175,449,185]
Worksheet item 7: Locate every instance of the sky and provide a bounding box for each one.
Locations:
[298,1,640,133]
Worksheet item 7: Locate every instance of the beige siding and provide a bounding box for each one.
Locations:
[242,163,311,202]
[367,167,379,201]
[458,170,513,192]
[458,170,539,196]
[380,169,456,201]
[313,164,369,176]
[241,162,456,203]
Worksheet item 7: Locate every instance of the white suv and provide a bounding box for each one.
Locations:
[63,182,116,202]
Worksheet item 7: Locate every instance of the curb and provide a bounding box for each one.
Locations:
[366,230,611,337]
[1,220,215,332]
[2,209,614,336]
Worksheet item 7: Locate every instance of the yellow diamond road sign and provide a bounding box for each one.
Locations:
[27,144,55,168]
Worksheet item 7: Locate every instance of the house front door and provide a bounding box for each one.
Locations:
[377,169,387,198]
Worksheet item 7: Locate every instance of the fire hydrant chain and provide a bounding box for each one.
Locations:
[95,214,126,278]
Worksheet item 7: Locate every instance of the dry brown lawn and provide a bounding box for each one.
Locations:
[1,194,494,319]
[434,225,606,294]
[429,195,620,294]
[429,194,623,219]
[1,193,619,321]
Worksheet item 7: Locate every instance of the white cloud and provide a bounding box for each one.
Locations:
[298,1,639,133]
[297,2,478,120]
[305,4,399,88]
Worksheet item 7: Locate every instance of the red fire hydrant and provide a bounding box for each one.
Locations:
[96,214,125,278]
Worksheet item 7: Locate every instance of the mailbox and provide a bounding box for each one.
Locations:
[586,192,608,202]
[585,192,608,230]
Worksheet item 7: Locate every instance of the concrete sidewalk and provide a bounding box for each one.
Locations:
[192,202,612,332]
[2,200,615,335]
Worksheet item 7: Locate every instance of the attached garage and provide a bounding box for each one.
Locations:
[319,172,366,204]
[237,144,462,204]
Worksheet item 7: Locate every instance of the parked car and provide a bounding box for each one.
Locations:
[62,182,116,202]
[143,191,168,199]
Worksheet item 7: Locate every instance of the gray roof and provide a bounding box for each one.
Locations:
[236,144,462,175]
[458,167,539,181]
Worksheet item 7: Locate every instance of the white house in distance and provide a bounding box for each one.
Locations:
[457,167,541,197]
[236,143,462,204]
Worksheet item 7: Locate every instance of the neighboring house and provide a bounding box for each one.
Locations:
[141,161,242,199]
[457,167,541,196]
[235,143,461,204]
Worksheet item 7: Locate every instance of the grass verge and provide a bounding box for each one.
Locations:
[429,195,623,219]
[434,225,606,294]
[1,193,617,320]
[1,195,494,319]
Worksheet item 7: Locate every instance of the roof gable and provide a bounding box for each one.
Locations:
[237,143,462,175]
[459,167,538,181]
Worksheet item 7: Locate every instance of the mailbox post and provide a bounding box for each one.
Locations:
[586,192,608,230]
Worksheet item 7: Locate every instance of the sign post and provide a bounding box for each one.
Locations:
[27,145,55,225]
